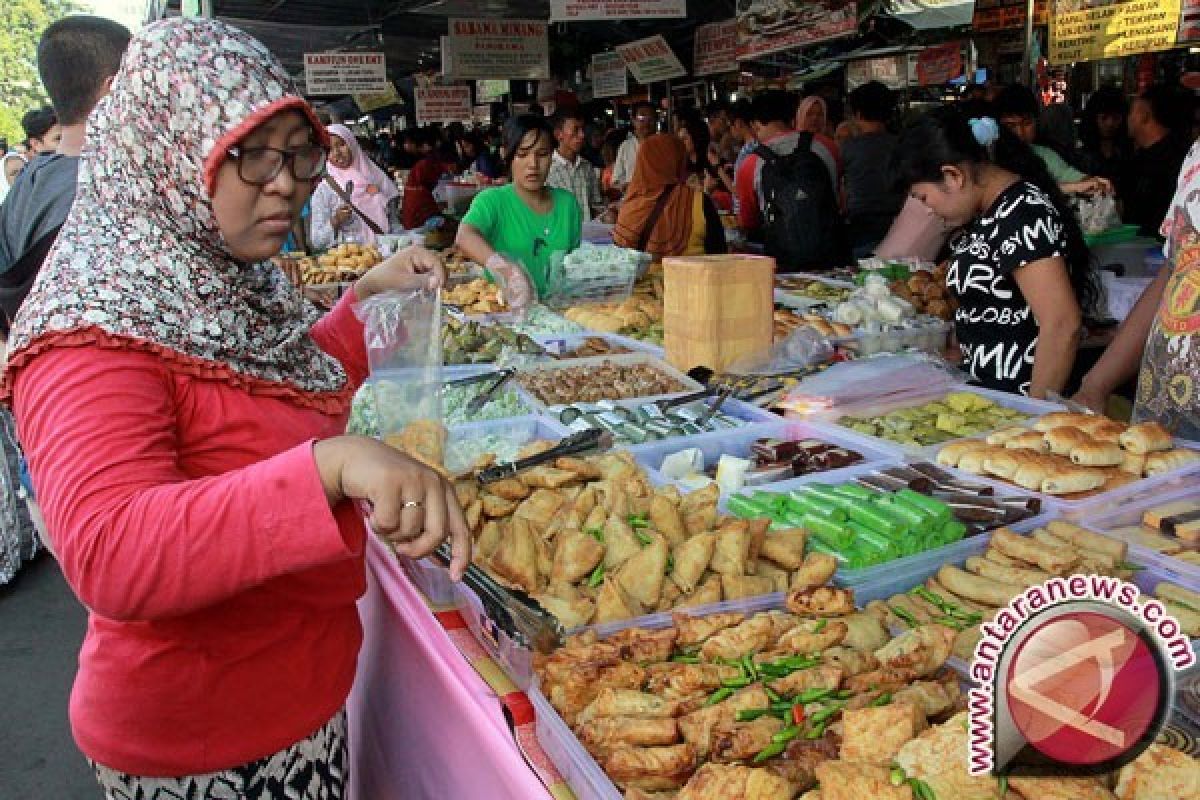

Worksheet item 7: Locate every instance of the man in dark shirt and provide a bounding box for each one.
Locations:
[0,16,130,335]
[1120,84,1194,238]
[841,81,903,257]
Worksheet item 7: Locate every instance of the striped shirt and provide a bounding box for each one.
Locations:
[547,151,604,220]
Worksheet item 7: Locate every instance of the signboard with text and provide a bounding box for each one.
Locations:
[915,42,963,85]
[616,35,687,83]
[737,0,858,60]
[694,20,739,76]
[415,86,472,124]
[304,52,388,95]
[592,51,629,98]
[1182,0,1200,41]
[476,80,510,102]
[354,82,402,112]
[1049,0,1182,64]
[972,0,1048,31]
[550,0,685,21]
[444,19,549,80]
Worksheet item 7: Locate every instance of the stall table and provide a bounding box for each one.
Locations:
[348,536,572,800]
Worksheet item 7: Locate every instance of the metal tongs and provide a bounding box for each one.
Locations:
[431,542,564,654]
[477,427,612,485]
[446,368,515,415]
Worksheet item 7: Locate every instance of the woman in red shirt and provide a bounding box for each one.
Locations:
[2,18,469,799]
[401,128,448,230]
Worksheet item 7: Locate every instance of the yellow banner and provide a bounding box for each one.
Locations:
[1050,0,1182,64]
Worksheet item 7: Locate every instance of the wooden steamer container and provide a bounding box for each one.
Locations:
[662,254,775,374]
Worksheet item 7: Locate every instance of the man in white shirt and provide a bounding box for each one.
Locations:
[611,101,659,192]
[546,108,607,220]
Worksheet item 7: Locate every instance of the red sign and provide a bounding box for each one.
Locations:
[973,0,1049,32]
[916,42,963,86]
[693,19,739,76]
[1005,612,1164,767]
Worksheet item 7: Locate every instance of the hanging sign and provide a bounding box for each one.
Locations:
[1049,0,1182,64]
[550,0,686,21]
[354,82,402,112]
[1181,0,1200,42]
[915,42,964,86]
[972,0,1048,32]
[592,51,629,98]
[476,80,510,102]
[444,19,550,80]
[737,0,858,60]
[694,20,739,76]
[303,52,388,95]
[846,56,909,90]
[616,35,687,83]
[415,86,472,124]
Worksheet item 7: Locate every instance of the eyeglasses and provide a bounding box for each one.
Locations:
[226,144,328,186]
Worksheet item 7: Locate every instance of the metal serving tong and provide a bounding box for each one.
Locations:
[431,542,564,654]
[477,428,613,485]
[445,368,516,415]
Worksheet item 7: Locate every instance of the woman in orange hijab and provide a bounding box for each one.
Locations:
[613,133,727,259]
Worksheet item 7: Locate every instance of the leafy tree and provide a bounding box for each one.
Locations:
[0,0,82,147]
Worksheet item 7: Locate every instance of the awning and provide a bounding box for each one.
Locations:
[884,0,974,30]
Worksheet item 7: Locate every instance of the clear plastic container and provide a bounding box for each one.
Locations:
[1075,485,1200,583]
[441,364,537,425]
[531,333,665,360]
[441,182,483,216]
[823,384,1064,458]
[548,395,779,449]
[514,353,704,412]
[939,436,1200,514]
[717,460,1047,583]
[528,579,914,800]
[452,578,537,690]
[628,420,898,496]
[831,318,953,357]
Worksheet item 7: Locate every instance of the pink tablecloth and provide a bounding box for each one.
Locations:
[347,537,554,800]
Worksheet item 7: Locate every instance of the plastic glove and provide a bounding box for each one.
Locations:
[486,253,536,316]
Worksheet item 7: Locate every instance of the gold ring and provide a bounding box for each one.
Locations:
[402,500,423,510]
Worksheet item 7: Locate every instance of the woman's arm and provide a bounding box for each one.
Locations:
[1074,266,1170,411]
[14,348,362,622]
[455,221,497,266]
[1012,256,1083,398]
[16,347,470,622]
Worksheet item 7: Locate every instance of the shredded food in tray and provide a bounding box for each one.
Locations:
[518,360,687,405]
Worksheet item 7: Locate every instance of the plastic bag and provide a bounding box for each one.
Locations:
[355,289,443,442]
[724,327,835,377]
[1075,193,1121,235]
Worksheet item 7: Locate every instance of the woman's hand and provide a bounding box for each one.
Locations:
[332,205,353,229]
[1066,176,1114,196]
[354,245,447,301]
[486,253,536,313]
[1071,382,1110,414]
[314,436,471,580]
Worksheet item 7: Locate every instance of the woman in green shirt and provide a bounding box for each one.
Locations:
[456,115,582,301]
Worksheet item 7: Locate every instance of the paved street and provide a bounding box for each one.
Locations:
[0,554,97,798]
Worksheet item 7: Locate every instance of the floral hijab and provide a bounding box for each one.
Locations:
[2,17,348,412]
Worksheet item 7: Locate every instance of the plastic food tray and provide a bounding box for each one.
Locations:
[1075,485,1200,583]
[628,420,898,496]
[545,396,779,450]
[939,435,1200,514]
[821,385,1065,459]
[441,364,538,425]
[528,579,908,800]
[830,319,953,357]
[514,353,704,412]
[874,514,1199,679]
[714,459,1047,587]
[532,332,665,360]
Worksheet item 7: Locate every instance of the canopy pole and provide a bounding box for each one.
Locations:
[1022,0,1036,86]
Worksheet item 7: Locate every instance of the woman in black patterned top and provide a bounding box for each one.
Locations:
[894,108,1096,397]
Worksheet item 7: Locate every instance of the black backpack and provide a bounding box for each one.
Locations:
[754,133,847,272]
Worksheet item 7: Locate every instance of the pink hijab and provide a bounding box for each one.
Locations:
[796,96,829,135]
[325,123,399,238]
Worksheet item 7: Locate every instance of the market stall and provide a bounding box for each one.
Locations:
[339,242,1200,799]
